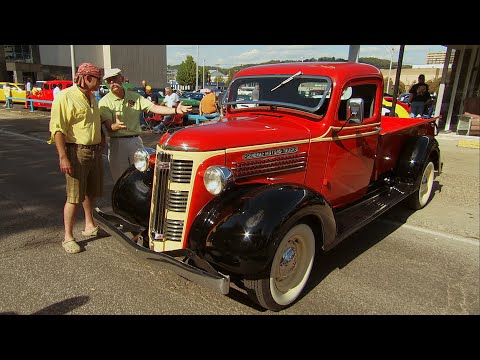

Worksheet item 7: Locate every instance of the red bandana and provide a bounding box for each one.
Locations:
[75,63,102,79]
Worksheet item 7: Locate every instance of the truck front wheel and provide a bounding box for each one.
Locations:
[407,160,435,210]
[244,223,315,311]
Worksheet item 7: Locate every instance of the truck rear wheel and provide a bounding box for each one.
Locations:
[244,223,315,311]
[407,160,435,210]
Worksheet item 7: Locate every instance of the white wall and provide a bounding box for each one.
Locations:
[39,45,103,67]
[110,45,166,88]
[38,45,167,88]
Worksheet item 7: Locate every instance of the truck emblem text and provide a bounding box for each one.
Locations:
[243,146,298,160]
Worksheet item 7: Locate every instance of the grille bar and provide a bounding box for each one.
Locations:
[152,152,171,238]
[232,153,307,179]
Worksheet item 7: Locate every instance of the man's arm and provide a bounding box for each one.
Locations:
[54,131,73,176]
[150,101,192,115]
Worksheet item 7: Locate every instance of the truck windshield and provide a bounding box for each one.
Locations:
[224,75,332,115]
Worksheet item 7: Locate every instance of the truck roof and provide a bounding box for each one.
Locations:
[235,62,382,83]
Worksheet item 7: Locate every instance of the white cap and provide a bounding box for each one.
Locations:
[103,68,122,81]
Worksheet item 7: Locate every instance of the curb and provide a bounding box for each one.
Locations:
[458,140,480,149]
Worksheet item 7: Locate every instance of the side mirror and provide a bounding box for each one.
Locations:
[347,98,364,124]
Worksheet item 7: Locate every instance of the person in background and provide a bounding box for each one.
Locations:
[141,80,148,95]
[408,74,431,118]
[53,83,62,100]
[199,88,219,119]
[140,85,160,130]
[48,62,115,254]
[32,83,41,96]
[152,86,180,133]
[24,78,32,109]
[3,82,12,108]
[99,68,192,182]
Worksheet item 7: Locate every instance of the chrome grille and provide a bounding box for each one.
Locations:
[232,152,307,179]
[167,191,189,212]
[170,160,193,183]
[151,151,193,244]
[152,152,171,236]
[164,219,184,242]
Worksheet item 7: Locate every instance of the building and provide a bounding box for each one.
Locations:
[0,45,167,88]
[427,51,455,65]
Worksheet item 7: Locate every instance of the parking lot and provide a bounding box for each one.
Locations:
[0,107,478,315]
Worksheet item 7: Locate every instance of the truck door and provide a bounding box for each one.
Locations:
[323,81,381,208]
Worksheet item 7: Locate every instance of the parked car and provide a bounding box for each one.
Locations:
[398,92,410,104]
[29,80,73,109]
[0,82,27,104]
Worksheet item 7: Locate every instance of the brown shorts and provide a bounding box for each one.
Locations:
[65,144,103,204]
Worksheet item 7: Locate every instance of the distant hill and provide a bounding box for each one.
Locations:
[167,57,411,74]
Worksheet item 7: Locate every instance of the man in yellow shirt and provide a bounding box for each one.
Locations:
[49,63,125,254]
[199,88,219,119]
[99,68,192,182]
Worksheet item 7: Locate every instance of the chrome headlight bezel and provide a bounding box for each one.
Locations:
[203,166,234,195]
[133,147,156,172]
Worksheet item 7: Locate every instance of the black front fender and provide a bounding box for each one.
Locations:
[188,183,335,276]
[112,165,154,227]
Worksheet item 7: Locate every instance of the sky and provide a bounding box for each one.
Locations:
[167,45,447,68]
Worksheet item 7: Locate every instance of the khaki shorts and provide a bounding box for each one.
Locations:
[65,144,103,204]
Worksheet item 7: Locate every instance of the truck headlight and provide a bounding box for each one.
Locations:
[204,166,233,195]
[133,148,156,172]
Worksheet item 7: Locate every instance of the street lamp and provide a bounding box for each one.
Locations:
[384,46,395,95]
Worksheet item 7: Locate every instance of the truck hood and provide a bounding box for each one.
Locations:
[163,113,311,151]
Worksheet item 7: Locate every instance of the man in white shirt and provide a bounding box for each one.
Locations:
[161,86,180,108]
[53,84,62,100]
[153,86,181,133]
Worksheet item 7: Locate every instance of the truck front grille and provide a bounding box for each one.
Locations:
[151,151,193,244]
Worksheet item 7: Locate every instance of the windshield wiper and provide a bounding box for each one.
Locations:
[270,71,303,92]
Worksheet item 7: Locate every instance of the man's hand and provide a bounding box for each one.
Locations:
[59,154,73,176]
[111,114,127,131]
[176,101,193,115]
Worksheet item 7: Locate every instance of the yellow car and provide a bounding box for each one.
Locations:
[0,82,27,104]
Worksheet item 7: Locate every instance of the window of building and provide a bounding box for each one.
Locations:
[4,45,33,63]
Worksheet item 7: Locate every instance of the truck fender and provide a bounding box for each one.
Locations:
[396,136,440,185]
[112,165,154,227]
[188,183,336,276]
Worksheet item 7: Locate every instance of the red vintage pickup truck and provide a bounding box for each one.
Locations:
[29,80,73,109]
[94,62,442,311]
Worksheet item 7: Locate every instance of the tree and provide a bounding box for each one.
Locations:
[176,55,197,88]
[384,78,406,94]
[426,78,441,95]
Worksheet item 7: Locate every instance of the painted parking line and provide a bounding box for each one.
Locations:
[379,218,479,246]
[0,128,108,158]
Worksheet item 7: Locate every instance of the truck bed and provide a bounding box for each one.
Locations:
[373,116,439,180]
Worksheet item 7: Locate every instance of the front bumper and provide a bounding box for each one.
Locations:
[93,207,230,295]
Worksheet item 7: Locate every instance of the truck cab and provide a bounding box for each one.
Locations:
[94,62,442,311]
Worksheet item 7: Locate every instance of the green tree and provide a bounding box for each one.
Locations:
[426,78,441,95]
[176,55,197,88]
[384,78,406,94]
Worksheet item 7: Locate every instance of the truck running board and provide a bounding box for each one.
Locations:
[333,183,414,246]
[93,207,230,295]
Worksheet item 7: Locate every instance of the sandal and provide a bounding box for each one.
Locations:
[62,240,81,254]
[81,225,99,237]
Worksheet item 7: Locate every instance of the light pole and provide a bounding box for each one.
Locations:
[384,46,395,95]
[196,45,199,91]
[202,59,205,89]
